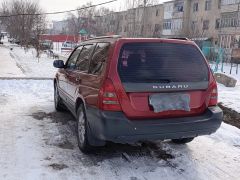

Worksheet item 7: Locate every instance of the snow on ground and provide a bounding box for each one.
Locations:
[215,63,240,112]
[218,84,240,112]
[0,79,240,180]
[0,45,25,78]
[9,47,57,78]
[1,37,57,78]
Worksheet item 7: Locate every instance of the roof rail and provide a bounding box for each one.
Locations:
[85,35,122,41]
[168,37,190,41]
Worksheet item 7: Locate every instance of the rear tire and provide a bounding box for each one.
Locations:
[77,104,92,153]
[171,138,194,144]
[54,84,65,111]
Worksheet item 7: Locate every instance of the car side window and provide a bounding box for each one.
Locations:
[65,46,82,70]
[89,43,110,75]
[76,44,95,72]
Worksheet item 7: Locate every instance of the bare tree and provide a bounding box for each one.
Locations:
[0,0,46,57]
[32,14,46,59]
[66,3,97,37]
[123,0,157,37]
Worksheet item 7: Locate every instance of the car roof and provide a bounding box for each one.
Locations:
[80,36,195,46]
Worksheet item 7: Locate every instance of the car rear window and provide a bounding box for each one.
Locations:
[118,42,209,83]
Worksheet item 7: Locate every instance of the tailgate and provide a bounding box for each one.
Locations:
[116,42,210,119]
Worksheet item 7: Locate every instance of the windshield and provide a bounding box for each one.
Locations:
[118,42,209,83]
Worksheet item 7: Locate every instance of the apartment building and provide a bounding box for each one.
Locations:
[95,0,239,48]
[96,4,164,38]
[219,0,240,48]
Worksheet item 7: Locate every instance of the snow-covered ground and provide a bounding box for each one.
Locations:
[215,63,240,112]
[0,42,240,180]
[0,79,240,180]
[0,45,25,78]
[9,47,57,78]
[1,37,57,78]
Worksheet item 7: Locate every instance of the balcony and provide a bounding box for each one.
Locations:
[221,5,239,13]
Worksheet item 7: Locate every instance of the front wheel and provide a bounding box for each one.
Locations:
[171,138,194,144]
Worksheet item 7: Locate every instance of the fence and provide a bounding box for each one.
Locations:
[202,47,225,72]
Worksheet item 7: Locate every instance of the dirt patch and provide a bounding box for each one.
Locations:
[141,141,174,160]
[44,157,52,161]
[48,163,68,170]
[219,103,240,129]
[57,139,74,150]
[30,111,74,124]
[90,141,174,163]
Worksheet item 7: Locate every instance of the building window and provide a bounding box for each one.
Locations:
[191,21,197,31]
[154,24,161,32]
[171,19,183,30]
[221,0,240,5]
[221,18,238,27]
[221,12,239,28]
[193,3,199,12]
[163,20,172,30]
[218,0,221,9]
[205,0,212,11]
[203,20,210,30]
[215,19,221,29]
[175,2,184,12]
[165,4,173,12]
[156,9,159,16]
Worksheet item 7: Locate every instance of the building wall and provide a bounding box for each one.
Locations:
[188,0,221,42]
[219,0,240,48]
[145,5,164,37]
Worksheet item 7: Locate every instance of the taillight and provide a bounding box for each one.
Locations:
[99,79,122,111]
[208,84,218,106]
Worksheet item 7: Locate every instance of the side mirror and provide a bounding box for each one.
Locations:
[53,60,65,68]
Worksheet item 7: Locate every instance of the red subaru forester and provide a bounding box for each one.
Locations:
[53,36,223,153]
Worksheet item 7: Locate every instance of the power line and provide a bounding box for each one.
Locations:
[0,0,117,18]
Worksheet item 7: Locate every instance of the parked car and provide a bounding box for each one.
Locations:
[61,41,77,52]
[53,36,223,153]
[40,40,53,50]
[8,38,20,45]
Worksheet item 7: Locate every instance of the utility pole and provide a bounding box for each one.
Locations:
[235,1,240,47]
[141,0,147,37]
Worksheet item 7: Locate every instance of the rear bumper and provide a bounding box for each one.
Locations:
[86,106,223,143]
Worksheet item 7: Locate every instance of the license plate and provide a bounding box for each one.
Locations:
[149,93,190,113]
